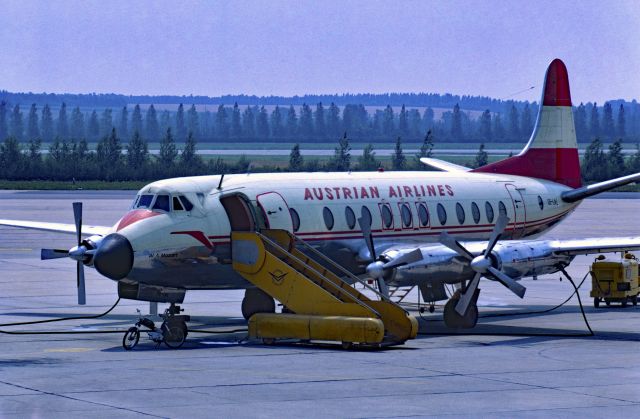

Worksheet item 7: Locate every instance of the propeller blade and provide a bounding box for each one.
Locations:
[77,261,86,305]
[382,249,423,270]
[358,217,376,260]
[455,272,481,316]
[439,232,474,261]
[41,248,69,260]
[484,214,510,257]
[487,266,526,298]
[73,202,82,246]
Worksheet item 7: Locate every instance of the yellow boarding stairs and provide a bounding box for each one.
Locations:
[231,229,418,348]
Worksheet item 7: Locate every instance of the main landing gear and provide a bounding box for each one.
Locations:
[241,288,276,320]
[443,288,480,329]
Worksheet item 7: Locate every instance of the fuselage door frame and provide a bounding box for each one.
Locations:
[256,191,294,232]
[505,184,526,238]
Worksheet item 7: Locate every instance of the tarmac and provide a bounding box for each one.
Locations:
[1,190,639,418]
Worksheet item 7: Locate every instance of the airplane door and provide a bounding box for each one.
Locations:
[256,192,293,232]
[505,184,526,238]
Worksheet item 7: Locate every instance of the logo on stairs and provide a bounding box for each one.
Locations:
[269,269,288,285]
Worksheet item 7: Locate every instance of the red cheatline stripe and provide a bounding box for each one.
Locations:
[171,231,214,249]
[198,208,573,247]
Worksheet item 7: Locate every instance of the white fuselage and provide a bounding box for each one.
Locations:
[111,170,578,289]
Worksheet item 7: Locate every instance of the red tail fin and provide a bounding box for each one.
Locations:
[472,59,581,188]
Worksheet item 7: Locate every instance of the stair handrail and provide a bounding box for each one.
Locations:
[256,231,382,318]
[289,232,406,310]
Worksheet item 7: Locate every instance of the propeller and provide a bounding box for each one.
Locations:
[40,202,91,305]
[438,213,526,316]
[359,217,423,297]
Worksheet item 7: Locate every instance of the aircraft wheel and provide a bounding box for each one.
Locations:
[443,295,478,329]
[242,288,276,320]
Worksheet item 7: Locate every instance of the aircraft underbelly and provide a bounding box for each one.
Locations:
[126,263,249,289]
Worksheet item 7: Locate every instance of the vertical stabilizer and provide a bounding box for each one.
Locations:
[472,59,581,188]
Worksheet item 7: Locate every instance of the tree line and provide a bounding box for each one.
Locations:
[1,100,639,145]
[0,89,543,113]
[2,125,637,184]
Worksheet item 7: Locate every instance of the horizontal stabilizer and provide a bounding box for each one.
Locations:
[420,158,471,172]
[561,172,640,203]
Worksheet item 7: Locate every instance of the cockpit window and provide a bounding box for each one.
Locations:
[173,197,184,211]
[179,196,194,211]
[137,194,154,209]
[153,195,170,212]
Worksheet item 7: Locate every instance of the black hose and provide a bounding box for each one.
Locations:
[0,297,248,336]
[0,298,122,335]
[415,270,595,337]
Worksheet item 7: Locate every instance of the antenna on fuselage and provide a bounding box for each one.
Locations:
[217,173,224,190]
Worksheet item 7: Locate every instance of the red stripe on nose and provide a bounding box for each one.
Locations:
[171,231,214,249]
[116,209,161,231]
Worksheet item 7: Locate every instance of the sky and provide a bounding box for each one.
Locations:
[1,0,639,104]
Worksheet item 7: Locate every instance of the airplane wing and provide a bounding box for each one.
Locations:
[377,236,640,284]
[549,237,640,256]
[419,157,471,172]
[0,219,112,236]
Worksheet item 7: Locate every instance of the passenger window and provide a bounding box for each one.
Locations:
[400,203,412,228]
[538,196,544,210]
[179,196,194,211]
[471,202,480,224]
[499,201,507,217]
[437,203,447,225]
[485,201,494,223]
[345,206,356,230]
[380,204,393,229]
[360,205,372,228]
[417,203,429,227]
[173,197,184,211]
[153,195,170,212]
[137,194,154,209]
[323,207,334,231]
[455,203,465,225]
[290,208,300,232]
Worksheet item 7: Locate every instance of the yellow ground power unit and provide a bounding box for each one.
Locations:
[590,253,639,308]
[248,313,385,349]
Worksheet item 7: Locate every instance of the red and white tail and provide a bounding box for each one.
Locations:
[473,59,581,188]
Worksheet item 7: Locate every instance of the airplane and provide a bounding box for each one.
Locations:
[2,58,640,332]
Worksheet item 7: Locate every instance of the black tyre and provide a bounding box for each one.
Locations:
[163,324,186,349]
[621,298,628,308]
[241,288,276,320]
[594,298,600,308]
[262,338,275,345]
[122,327,140,350]
[633,296,638,306]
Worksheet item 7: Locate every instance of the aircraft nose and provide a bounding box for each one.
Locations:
[93,233,134,280]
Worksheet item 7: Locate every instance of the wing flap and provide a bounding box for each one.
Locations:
[0,219,111,236]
